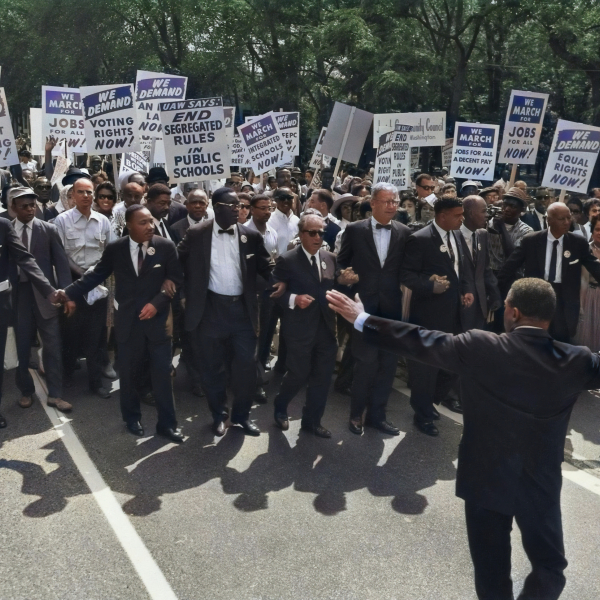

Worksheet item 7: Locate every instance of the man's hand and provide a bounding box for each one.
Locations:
[326,290,364,324]
[45,136,57,153]
[430,274,450,294]
[462,293,474,308]
[161,279,176,299]
[270,281,286,298]
[64,300,76,317]
[48,289,68,305]
[337,267,359,286]
[489,300,502,313]
[139,303,157,320]
[294,294,314,309]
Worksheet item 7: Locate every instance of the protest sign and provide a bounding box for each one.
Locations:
[160,99,230,183]
[135,70,188,137]
[224,107,236,145]
[238,113,291,175]
[449,122,499,181]
[309,127,331,168]
[81,84,140,153]
[0,88,19,167]
[541,119,600,193]
[321,102,373,165]
[42,86,87,152]
[411,147,420,171]
[231,134,251,167]
[50,156,70,186]
[120,151,149,176]
[373,125,412,189]
[498,90,549,165]
[374,112,446,148]
[442,138,453,168]
[30,107,44,155]
[274,112,300,156]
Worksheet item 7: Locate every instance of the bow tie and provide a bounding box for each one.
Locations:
[218,228,235,235]
[375,223,391,230]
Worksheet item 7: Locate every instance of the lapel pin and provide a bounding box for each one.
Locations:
[563,250,571,258]
[147,247,155,255]
[321,260,327,270]
[440,244,447,253]
[478,243,482,251]
[240,234,247,243]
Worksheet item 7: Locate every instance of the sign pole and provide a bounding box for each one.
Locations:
[558,189,567,203]
[508,163,518,188]
[332,106,356,187]
[149,138,156,168]
[112,154,119,187]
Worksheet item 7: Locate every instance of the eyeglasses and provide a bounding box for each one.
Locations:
[417,184,435,191]
[97,194,114,200]
[379,200,400,207]
[239,204,250,209]
[302,229,325,237]
[536,195,550,199]
[277,196,294,202]
[214,201,240,210]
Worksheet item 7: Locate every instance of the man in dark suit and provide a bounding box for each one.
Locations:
[10,188,73,411]
[460,195,502,331]
[170,189,210,241]
[336,182,411,436]
[499,202,600,342]
[58,205,185,442]
[177,187,285,437]
[520,187,552,231]
[327,278,600,600]
[0,206,59,428]
[144,183,180,243]
[401,196,474,435]
[272,213,337,438]
[304,188,341,251]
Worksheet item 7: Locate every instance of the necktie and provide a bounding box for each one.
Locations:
[137,243,144,275]
[446,232,456,265]
[20,225,29,282]
[160,221,168,238]
[543,215,547,229]
[311,255,320,281]
[376,223,391,230]
[548,240,559,283]
[218,228,235,235]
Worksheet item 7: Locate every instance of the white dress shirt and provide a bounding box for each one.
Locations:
[289,248,321,309]
[371,216,392,267]
[544,231,564,283]
[154,217,173,241]
[208,223,243,296]
[535,209,547,230]
[270,208,300,256]
[13,218,33,252]
[339,218,351,231]
[433,220,459,275]
[583,222,592,242]
[245,218,279,258]
[129,238,148,276]
[460,223,475,258]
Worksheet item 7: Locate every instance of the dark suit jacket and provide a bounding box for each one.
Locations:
[171,217,191,241]
[361,316,600,515]
[460,228,501,331]
[9,218,71,319]
[177,220,272,335]
[521,211,544,232]
[401,223,474,333]
[498,230,600,336]
[337,219,411,321]
[0,218,55,301]
[274,246,336,341]
[323,218,341,252]
[65,235,183,344]
[167,201,187,227]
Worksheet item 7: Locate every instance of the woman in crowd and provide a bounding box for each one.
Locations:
[237,192,252,224]
[94,181,121,237]
[400,196,417,222]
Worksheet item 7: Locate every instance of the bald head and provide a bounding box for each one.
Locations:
[462,195,488,231]
[122,182,145,207]
[547,202,572,238]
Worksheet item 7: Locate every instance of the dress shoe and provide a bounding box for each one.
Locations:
[140,392,156,406]
[348,418,364,435]
[191,385,205,398]
[18,394,36,408]
[0,413,6,428]
[126,421,144,436]
[212,420,226,437]
[441,398,463,414]
[334,383,352,396]
[274,413,289,431]
[102,364,118,380]
[156,426,185,443]
[413,416,439,437]
[432,407,441,420]
[301,423,332,438]
[231,419,260,436]
[255,387,268,404]
[366,419,400,436]
[47,397,72,412]
[92,386,111,399]
[273,362,286,374]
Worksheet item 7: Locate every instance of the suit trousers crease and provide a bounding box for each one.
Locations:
[0,293,10,404]
[549,283,570,343]
[15,282,63,398]
[192,294,257,422]
[274,315,337,427]
[117,321,177,429]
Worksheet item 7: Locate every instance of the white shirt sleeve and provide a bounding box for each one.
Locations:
[354,312,371,332]
[288,293,297,309]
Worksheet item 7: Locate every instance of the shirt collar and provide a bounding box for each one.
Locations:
[514,325,544,330]
[73,207,99,222]
[460,223,474,239]
[371,216,390,229]
[129,238,149,252]
[187,214,200,226]
[301,245,319,263]
[433,219,451,241]
[15,217,35,230]
[548,230,564,244]
[213,222,237,237]
[275,208,293,221]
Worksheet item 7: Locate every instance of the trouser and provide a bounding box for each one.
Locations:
[408,361,458,422]
[118,322,177,429]
[549,283,570,343]
[257,292,276,368]
[335,316,354,390]
[274,320,337,428]
[193,292,257,422]
[0,291,11,406]
[62,296,107,390]
[465,488,567,600]
[15,282,63,398]
[350,331,397,423]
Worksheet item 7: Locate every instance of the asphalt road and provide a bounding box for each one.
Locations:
[1,359,600,600]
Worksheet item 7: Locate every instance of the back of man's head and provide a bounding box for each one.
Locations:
[506,278,556,323]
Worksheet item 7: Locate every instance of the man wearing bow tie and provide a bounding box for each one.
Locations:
[336,182,411,436]
[177,187,285,437]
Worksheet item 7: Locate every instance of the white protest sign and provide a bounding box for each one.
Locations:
[374,112,446,147]
[224,107,236,145]
[499,90,549,165]
[309,127,331,168]
[81,84,140,153]
[541,119,600,193]
[238,113,291,175]
[274,112,300,156]
[160,99,230,183]
[442,138,453,168]
[42,86,87,152]
[50,155,71,186]
[411,147,420,171]
[0,88,18,166]
[450,122,499,181]
[373,125,412,190]
[321,102,373,165]
[231,134,250,167]
[30,108,44,155]
[120,151,149,176]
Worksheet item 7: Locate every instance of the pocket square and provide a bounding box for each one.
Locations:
[153,264,162,268]
[569,259,579,265]
[246,254,254,259]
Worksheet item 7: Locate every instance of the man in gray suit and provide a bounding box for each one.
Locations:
[10,188,74,412]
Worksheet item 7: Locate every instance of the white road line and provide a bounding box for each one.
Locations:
[32,371,178,600]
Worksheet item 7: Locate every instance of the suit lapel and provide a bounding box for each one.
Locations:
[30,219,41,256]
[238,224,248,286]
[203,222,213,276]
[453,230,464,278]
[385,222,400,264]
[431,224,454,271]
[365,219,382,267]
[561,233,572,281]
[140,237,157,276]
[297,245,320,282]
[537,231,548,275]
